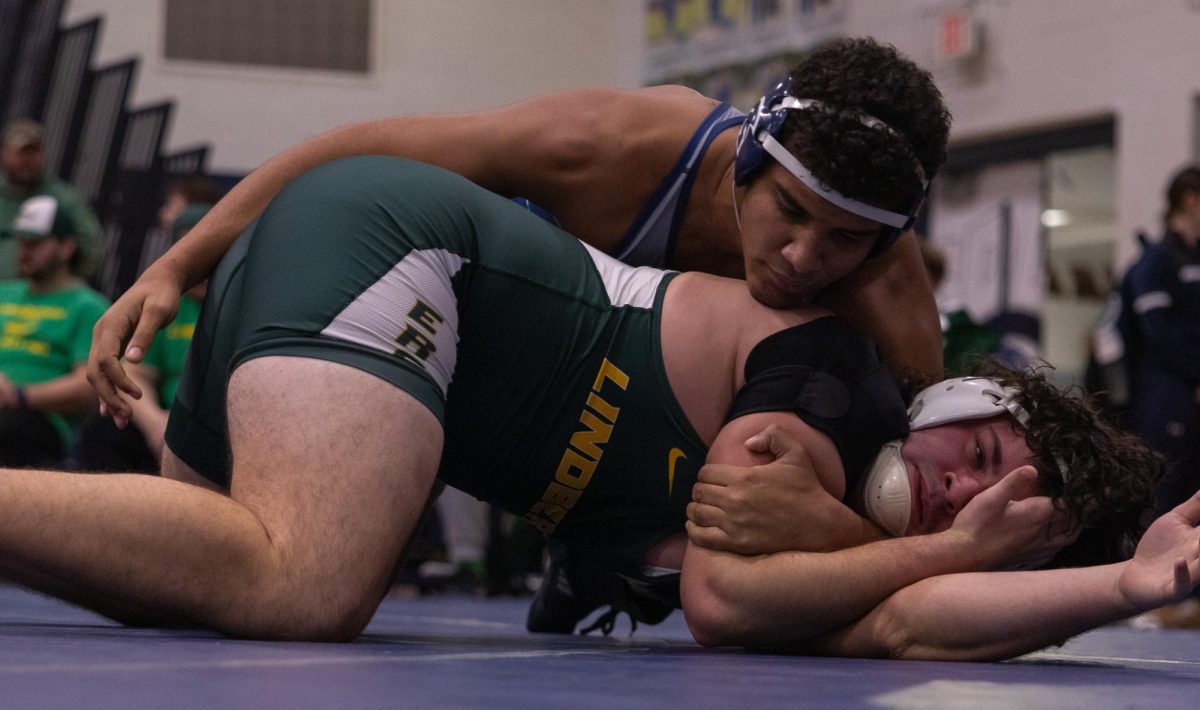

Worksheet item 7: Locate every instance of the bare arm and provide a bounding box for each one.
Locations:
[687,414,883,554]
[802,492,1200,660]
[818,230,944,382]
[9,366,96,414]
[88,86,697,423]
[125,366,168,459]
[680,413,1064,647]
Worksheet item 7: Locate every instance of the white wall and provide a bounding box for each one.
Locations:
[850,0,1200,270]
[64,0,641,174]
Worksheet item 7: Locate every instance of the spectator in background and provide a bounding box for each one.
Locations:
[158,176,223,233]
[1126,166,1200,521]
[919,239,1000,375]
[0,195,109,466]
[0,120,104,281]
[71,204,211,472]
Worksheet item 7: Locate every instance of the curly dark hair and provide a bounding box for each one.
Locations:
[966,362,1163,567]
[777,37,952,214]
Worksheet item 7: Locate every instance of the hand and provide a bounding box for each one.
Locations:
[86,270,182,428]
[687,425,868,555]
[1118,491,1200,613]
[948,465,1078,570]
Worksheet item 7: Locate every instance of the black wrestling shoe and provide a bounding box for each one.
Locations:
[526,542,673,635]
[526,542,611,633]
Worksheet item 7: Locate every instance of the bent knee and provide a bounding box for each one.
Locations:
[221,588,378,642]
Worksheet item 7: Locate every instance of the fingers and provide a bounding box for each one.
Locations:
[124,304,169,362]
[1173,558,1193,597]
[685,520,734,552]
[744,424,811,466]
[691,481,730,506]
[1172,490,1200,527]
[984,465,1040,505]
[697,463,737,486]
[686,500,726,529]
[87,284,181,424]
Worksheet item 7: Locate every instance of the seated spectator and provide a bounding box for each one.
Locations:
[0,120,103,280]
[71,205,210,472]
[0,195,108,466]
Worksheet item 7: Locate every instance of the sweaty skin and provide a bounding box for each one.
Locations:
[87,87,942,423]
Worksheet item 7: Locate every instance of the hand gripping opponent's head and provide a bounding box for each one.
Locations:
[861,367,1162,566]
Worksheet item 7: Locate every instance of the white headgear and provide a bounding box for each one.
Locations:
[860,377,1056,537]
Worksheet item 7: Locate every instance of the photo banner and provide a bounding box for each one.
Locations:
[643,0,847,87]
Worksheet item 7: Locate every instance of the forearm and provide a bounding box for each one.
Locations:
[812,564,1131,661]
[682,530,984,646]
[129,400,169,459]
[121,367,168,458]
[22,368,97,414]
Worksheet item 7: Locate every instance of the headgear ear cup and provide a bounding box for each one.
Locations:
[734,80,793,187]
[861,442,911,537]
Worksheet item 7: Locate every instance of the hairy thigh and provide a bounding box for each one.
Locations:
[225,356,443,615]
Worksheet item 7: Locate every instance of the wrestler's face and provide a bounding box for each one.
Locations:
[899,416,1035,536]
[737,163,883,308]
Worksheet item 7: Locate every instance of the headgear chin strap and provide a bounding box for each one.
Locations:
[860,377,1068,538]
[734,79,929,257]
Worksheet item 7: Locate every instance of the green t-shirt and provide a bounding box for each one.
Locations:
[942,308,1001,376]
[0,177,104,279]
[0,280,110,442]
[141,295,201,406]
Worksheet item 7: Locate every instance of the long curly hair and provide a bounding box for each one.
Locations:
[969,362,1163,566]
[778,37,952,213]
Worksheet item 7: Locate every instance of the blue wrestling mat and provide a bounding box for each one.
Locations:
[2,584,1199,709]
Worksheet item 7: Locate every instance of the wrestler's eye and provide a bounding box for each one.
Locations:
[833,229,871,244]
[780,203,809,225]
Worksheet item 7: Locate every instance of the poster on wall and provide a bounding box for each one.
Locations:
[643,0,847,105]
[929,160,1045,366]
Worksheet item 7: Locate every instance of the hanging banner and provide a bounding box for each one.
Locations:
[643,0,847,85]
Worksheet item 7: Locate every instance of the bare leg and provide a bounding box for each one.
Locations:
[0,356,442,640]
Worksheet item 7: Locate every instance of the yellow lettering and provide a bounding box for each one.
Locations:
[524,357,631,533]
[586,392,619,424]
[0,304,66,320]
[555,448,596,489]
[523,513,556,536]
[570,409,613,461]
[591,358,629,393]
[531,500,568,524]
[543,482,582,510]
[167,323,196,340]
